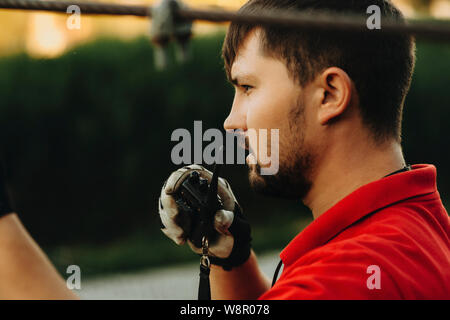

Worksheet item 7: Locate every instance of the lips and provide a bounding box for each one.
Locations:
[244,135,250,151]
[227,129,248,150]
[242,134,255,157]
[226,129,257,164]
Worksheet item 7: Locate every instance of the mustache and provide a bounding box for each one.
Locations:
[240,133,256,159]
[227,129,250,152]
[227,129,276,158]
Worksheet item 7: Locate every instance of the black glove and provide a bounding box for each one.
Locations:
[158,165,252,270]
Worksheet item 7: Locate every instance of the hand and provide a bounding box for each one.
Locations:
[158,164,252,270]
[0,159,14,218]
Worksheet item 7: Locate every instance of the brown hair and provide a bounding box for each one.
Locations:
[222,0,416,142]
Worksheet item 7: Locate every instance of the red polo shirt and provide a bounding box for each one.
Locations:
[260,164,450,299]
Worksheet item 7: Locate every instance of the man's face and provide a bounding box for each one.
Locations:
[224,29,316,199]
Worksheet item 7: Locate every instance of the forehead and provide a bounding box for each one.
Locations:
[230,29,264,78]
[230,29,295,87]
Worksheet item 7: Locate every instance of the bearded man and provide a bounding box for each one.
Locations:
[158,0,450,299]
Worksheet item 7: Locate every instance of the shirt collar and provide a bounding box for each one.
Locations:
[280,164,438,266]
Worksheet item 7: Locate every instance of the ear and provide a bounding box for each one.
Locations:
[316,67,353,125]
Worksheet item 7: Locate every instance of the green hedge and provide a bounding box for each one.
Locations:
[0,34,448,247]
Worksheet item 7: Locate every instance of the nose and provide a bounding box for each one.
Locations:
[223,95,247,132]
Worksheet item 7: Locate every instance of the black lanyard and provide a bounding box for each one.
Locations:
[199,236,211,300]
[272,260,284,287]
[384,165,411,177]
[198,164,221,300]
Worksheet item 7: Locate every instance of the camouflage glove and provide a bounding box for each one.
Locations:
[158,165,251,270]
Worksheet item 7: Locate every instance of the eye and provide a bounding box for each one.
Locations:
[241,85,253,93]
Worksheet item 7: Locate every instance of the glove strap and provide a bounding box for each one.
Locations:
[198,236,211,300]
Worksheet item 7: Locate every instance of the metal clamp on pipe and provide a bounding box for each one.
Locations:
[149,0,193,70]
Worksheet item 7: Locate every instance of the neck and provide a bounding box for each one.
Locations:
[303,137,406,219]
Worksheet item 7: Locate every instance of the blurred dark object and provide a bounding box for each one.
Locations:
[0,154,14,216]
[150,0,193,69]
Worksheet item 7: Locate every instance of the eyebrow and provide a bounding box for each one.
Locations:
[229,77,239,86]
[229,74,257,86]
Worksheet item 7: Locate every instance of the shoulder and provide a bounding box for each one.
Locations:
[260,203,450,300]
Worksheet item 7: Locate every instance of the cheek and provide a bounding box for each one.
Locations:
[245,90,299,162]
[246,88,293,131]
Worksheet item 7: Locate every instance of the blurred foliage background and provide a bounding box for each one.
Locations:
[0,34,314,276]
[0,34,449,277]
[0,0,449,277]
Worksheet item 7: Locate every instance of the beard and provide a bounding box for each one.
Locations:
[248,99,314,200]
